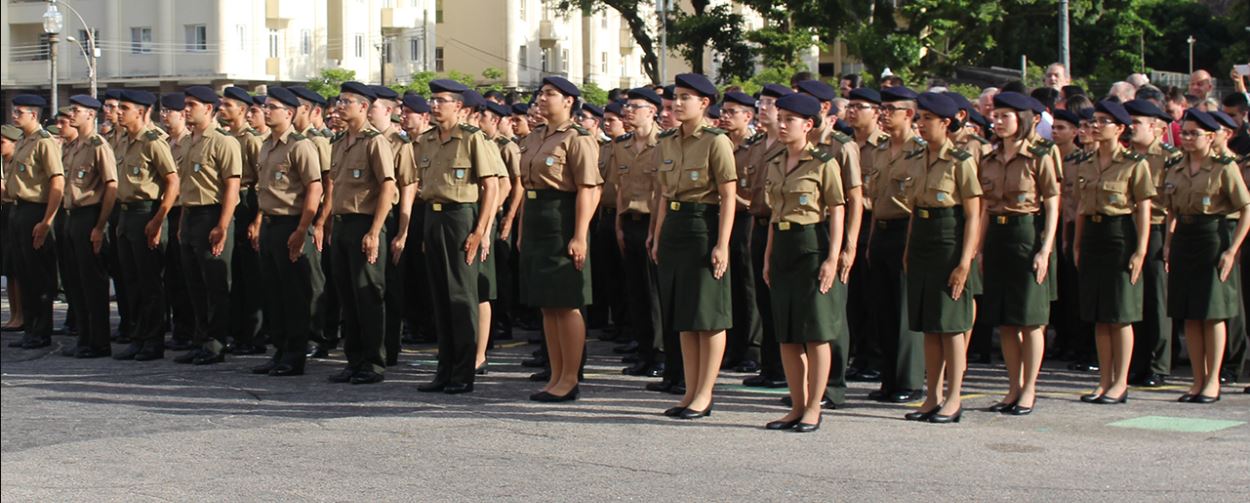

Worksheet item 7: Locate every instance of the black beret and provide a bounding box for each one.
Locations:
[252,95,267,107]
[1183,109,1220,132]
[661,84,676,100]
[1124,99,1165,120]
[1052,109,1081,126]
[942,91,974,112]
[674,73,717,100]
[1078,107,1095,122]
[429,79,468,95]
[120,90,156,107]
[267,86,301,108]
[289,86,326,106]
[401,94,430,114]
[880,86,918,102]
[12,94,46,108]
[775,93,821,119]
[1094,99,1132,126]
[847,87,881,104]
[462,90,485,109]
[339,81,376,101]
[183,85,221,106]
[760,83,794,99]
[541,76,581,98]
[582,103,604,118]
[484,101,511,118]
[160,93,186,111]
[1209,110,1238,130]
[222,86,252,105]
[795,79,836,102]
[102,89,124,101]
[627,87,662,107]
[68,95,102,111]
[968,109,991,131]
[705,104,722,119]
[834,118,855,137]
[370,85,399,101]
[511,103,529,115]
[916,92,958,119]
[1222,92,1249,108]
[604,100,625,116]
[57,106,74,118]
[722,91,756,108]
[992,91,1036,112]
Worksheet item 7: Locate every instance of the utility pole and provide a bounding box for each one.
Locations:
[657,0,667,84]
[1058,0,1070,72]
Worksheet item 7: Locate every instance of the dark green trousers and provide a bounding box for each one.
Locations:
[55,208,79,334]
[1131,224,1171,376]
[620,214,663,364]
[260,215,324,369]
[870,218,924,392]
[589,207,626,328]
[331,213,388,374]
[384,210,405,365]
[424,203,480,386]
[847,210,880,372]
[165,207,195,344]
[181,205,234,353]
[490,206,517,342]
[107,208,134,338]
[402,202,434,341]
[230,189,264,346]
[750,218,783,380]
[313,234,341,348]
[13,202,58,342]
[116,201,167,350]
[64,205,112,351]
[726,210,762,365]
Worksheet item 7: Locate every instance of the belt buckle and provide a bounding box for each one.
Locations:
[432,203,443,212]
[526,190,537,200]
[670,201,681,211]
[995,215,1009,225]
[121,203,129,211]
[778,222,791,231]
[918,208,930,219]
[1091,214,1103,223]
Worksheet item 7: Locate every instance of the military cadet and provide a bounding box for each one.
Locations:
[652,73,736,419]
[111,90,180,361]
[459,89,509,376]
[220,86,267,355]
[171,86,242,365]
[249,87,326,377]
[902,93,983,424]
[398,93,435,346]
[845,88,892,389]
[58,95,117,358]
[52,106,81,346]
[761,93,847,433]
[583,102,625,334]
[479,99,522,368]
[1,124,26,333]
[409,80,498,394]
[290,85,340,357]
[613,88,666,379]
[741,84,793,391]
[159,93,196,351]
[659,85,680,130]
[978,92,1062,416]
[1074,100,1155,405]
[366,85,418,367]
[5,95,64,350]
[325,81,396,385]
[1210,109,1250,384]
[719,90,764,374]
[1051,109,1092,364]
[1120,99,1184,388]
[511,103,532,139]
[248,96,271,136]
[100,89,126,149]
[98,89,135,343]
[1162,109,1250,404]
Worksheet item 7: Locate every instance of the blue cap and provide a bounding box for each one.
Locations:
[760,83,794,99]
[120,90,156,107]
[705,104,722,119]
[1094,100,1132,126]
[941,92,974,112]
[511,103,529,115]
[289,86,326,106]
[1182,109,1220,132]
[674,73,717,100]
[1208,110,1238,130]
[881,86,918,102]
[795,80,836,102]
[1078,107,1095,122]
[484,101,511,118]
[429,79,468,94]
[12,94,46,108]
[627,87,662,107]
[604,100,625,116]
[582,103,604,118]
[102,89,124,101]
[184,86,221,106]
[541,76,581,98]
[267,86,301,108]
[68,95,102,111]
[339,81,376,101]
[1053,109,1081,126]
[722,91,756,108]
[834,118,855,136]
[370,85,399,101]
[1124,99,1164,120]
[222,86,252,105]
[462,89,485,109]
[252,95,267,107]
[401,94,430,114]
[160,93,186,111]
[968,109,990,131]
[847,88,881,105]
[992,91,1036,113]
[916,92,958,119]
[775,93,821,119]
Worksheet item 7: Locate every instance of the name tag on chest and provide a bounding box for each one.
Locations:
[351,169,363,179]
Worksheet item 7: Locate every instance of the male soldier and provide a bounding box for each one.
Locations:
[485,100,524,344]
[160,93,196,351]
[173,86,242,365]
[248,96,271,136]
[5,95,64,349]
[367,85,418,366]
[325,81,396,384]
[399,93,435,345]
[111,90,179,361]
[59,95,117,357]
[99,88,135,343]
[290,85,339,357]
[511,103,532,139]
[251,87,325,376]
[220,86,267,355]
[584,103,625,335]
[52,106,81,343]
[719,90,764,374]
[413,79,500,394]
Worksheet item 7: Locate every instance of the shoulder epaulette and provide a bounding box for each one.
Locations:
[1161,143,1179,154]
[701,126,727,135]
[495,136,512,146]
[1123,151,1145,162]
[1028,141,1054,158]
[745,132,765,145]
[143,129,161,141]
[215,127,230,136]
[614,132,634,143]
[1238,154,1250,165]
[90,135,104,147]
[459,123,482,134]
[330,132,346,144]
[1215,155,1236,165]
[363,128,382,138]
[570,123,591,136]
[904,148,926,160]
[290,132,306,141]
[37,129,52,139]
[1164,155,1184,168]
[1036,138,1055,149]
[950,148,972,161]
[809,147,833,163]
[598,138,610,146]
[912,137,928,148]
[971,134,990,145]
[829,130,852,144]
[321,128,332,137]
[246,128,262,136]
[657,128,678,139]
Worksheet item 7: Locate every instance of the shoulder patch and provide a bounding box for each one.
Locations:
[90,135,104,147]
[701,126,727,135]
[215,127,230,136]
[904,148,926,160]
[495,136,512,146]
[1161,143,1179,154]
[459,123,482,134]
[38,129,52,139]
[950,148,972,161]
[1215,155,1236,165]
[657,128,678,139]
[330,132,346,144]
[809,147,833,163]
[1036,138,1055,149]
[911,137,928,148]
[745,132,765,145]
[290,132,306,141]
[570,124,591,136]
[1123,151,1145,162]
[614,132,633,143]
[1028,143,1053,158]
[829,130,852,144]
[363,129,382,138]
[143,129,161,141]
[246,128,262,136]
[1164,155,1184,168]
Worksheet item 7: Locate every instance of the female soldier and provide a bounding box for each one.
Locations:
[650,73,738,420]
[903,93,982,424]
[1073,100,1155,405]
[761,93,846,432]
[518,77,603,402]
[1164,110,1250,404]
[978,92,1061,415]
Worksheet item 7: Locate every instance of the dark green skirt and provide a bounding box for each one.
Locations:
[907,207,974,334]
[519,191,592,308]
[1034,213,1060,302]
[981,214,1051,326]
[658,203,732,332]
[1168,216,1238,320]
[478,222,498,301]
[768,223,844,343]
[1078,215,1142,324]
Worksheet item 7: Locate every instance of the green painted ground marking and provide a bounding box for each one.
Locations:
[723,385,790,395]
[1108,415,1245,433]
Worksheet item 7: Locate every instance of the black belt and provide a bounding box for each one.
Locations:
[667,201,718,213]
[262,214,302,223]
[620,211,648,221]
[15,200,46,208]
[875,218,908,230]
[914,206,960,219]
[65,203,101,215]
[774,221,816,232]
[525,189,575,201]
[184,204,221,213]
[1087,213,1128,223]
[1177,214,1224,225]
[989,213,1034,225]
[428,202,474,212]
[119,201,156,212]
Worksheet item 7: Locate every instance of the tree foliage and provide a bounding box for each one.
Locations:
[557,0,661,84]
[306,68,357,98]
[666,1,754,83]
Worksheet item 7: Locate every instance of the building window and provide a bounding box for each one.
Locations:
[410,37,419,60]
[237,25,247,50]
[268,30,280,58]
[601,14,608,29]
[435,0,444,23]
[519,0,526,21]
[130,27,152,54]
[601,52,607,74]
[541,48,549,72]
[435,46,445,71]
[185,24,207,52]
[519,46,528,69]
[561,49,569,72]
[354,33,364,58]
[301,29,312,55]
[383,38,393,64]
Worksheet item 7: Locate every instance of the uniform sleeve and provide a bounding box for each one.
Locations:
[36,139,64,177]
[602,143,619,186]
[708,134,737,184]
[148,139,178,176]
[837,141,862,189]
[242,136,262,179]
[1036,152,1061,199]
[1049,149,1064,182]
[313,137,331,174]
[1129,159,1157,201]
[955,157,982,200]
[95,141,118,183]
[394,141,418,187]
[368,135,396,182]
[502,142,521,178]
[822,159,846,207]
[467,133,498,180]
[290,140,322,184]
[1222,163,1250,212]
[566,134,603,187]
[217,135,243,179]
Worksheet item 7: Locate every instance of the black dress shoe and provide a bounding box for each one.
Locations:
[328,368,356,383]
[1140,373,1167,387]
[75,347,112,359]
[252,361,278,374]
[269,364,304,376]
[663,406,687,417]
[646,380,675,392]
[1006,403,1034,416]
[868,389,887,401]
[193,351,225,365]
[521,356,548,368]
[612,341,639,354]
[928,408,962,424]
[904,408,937,421]
[134,348,164,361]
[350,371,385,384]
[742,374,787,388]
[417,381,447,392]
[475,363,488,375]
[887,389,924,403]
[113,343,144,360]
[173,349,203,364]
[21,337,51,349]
[1079,392,1102,403]
[780,395,830,408]
[622,361,649,376]
[793,418,821,433]
[847,369,881,382]
[531,386,579,402]
[987,401,1017,413]
[1191,394,1220,404]
[306,345,330,359]
[1093,392,1127,404]
[1177,393,1196,403]
[732,360,761,373]
[644,364,665,378]
[444,383,474,394]
[676,404,711,419]
[765,419,799,430]
[529,369,551,382]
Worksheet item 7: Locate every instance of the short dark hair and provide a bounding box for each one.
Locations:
[1001,80,1027,94]
[883,75,905,88]
[1064,94,1093,117]
[1030,87,1060,112]
[1133,85,1164,105]
[840,74,862,88]
[1060,85,1085,99]
[789,71,815,87]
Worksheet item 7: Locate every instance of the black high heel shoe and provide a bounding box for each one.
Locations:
[1191,394,1220,404]
[1177,393,1196,403]
[1006,403,1034,416]
[904,408,937,421]
[664,406,687,417]
[928,408,962,424]
[1079,392,1103,403]
[677,402,713,420]
[765,418,799,430]
[793,417,821,433]
[988,400,1017,413]
[531,386,580,402]
[475,362,488,375]
[1093,392,1127,404]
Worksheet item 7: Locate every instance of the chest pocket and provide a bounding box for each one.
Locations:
[1099,180,1128,208]
[71,166,94,187]
[271,160,294,191]
[786,174,820,211]
[1006,165,1037,205]
[926,169,957,203]
[659,159,678,191]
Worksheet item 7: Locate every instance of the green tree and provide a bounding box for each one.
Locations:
[306,68,357,98]
[666,1,754,83]
[557,0,662,84]
[581,82,609,106]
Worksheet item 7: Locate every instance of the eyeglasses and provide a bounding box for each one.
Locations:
[264,103,289,111]
[1090,117,1119,127]
[622,103,653,111]
[879,104,910,114]
[720,107,750,116]
[1179,129,1209,138]
[845,103,877,112]
[337,97,367,106]
[429,97,460,106]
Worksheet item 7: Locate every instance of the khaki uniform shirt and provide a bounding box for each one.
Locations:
[115,126,177,203]
[384,126,418,191]
[610,128,660,215]
[1162,152,1250,217]
[857,129,893,213]
[168,129,191,167]
[907,138,982,209]
[496,136,521,178]
[766,146,846,225]
[813,129,864,195]
[731,132,762,211]
[62,133,117,209]
[518,120,603,192]
[303,127,333,174]
[257,128,322,216]
[328,127,395,214]
[1061,149,1087,225]
[104,126,126,151]
[598,140,618,208]
[412,123,495,204]
[1074,146,1156,216]
[657,125,736,204]
[6,129,64,203]
[231,127,264,187]
[745,134,786,218]
[978,136,1062,215]
[870,135,926,220]
[179,128,242,206]
[1139,139,1184,224]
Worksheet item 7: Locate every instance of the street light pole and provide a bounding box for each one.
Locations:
[1187,36,1196,74]
[43,1,64,115]
[53,0,99,98]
